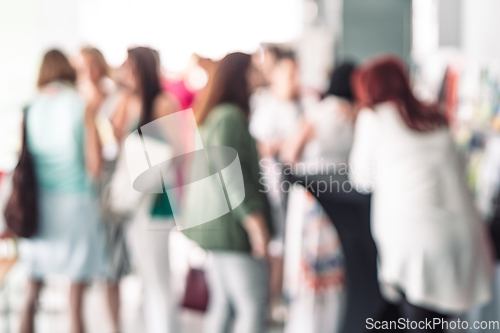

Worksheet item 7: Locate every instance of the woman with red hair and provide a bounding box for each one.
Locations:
[349,56,493,330]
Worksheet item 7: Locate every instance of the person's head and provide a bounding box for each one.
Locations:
[77,46,110,85]
[123,47,162,127]
[37,49,76,89]
[270,51,298,101]
[325,62,356,102]
[352,56,447,132]
[257,45,281,83]
[196,52,253,125]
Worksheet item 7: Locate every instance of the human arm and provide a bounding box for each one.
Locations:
[210,106,271,257]
[279,117,314,164]
[243,212,270,258]
[84,97,103,178]
[153,92,180,119]
[110,93,132,143]
[348,108,378,193]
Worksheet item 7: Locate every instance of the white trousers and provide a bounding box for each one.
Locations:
[205,252,269,333]
[127,196,178,333]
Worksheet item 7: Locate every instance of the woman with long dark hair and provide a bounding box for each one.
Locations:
[280,63,357,333]
[349,56,493,330]
[112,46,179,333]
[18,49,105,333]
[113,47,178,136]
[184,52,272,333]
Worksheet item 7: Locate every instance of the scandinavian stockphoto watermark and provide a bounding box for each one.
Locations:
[122,108,245,231]
[366,317,500,331]
[258,158,375,196]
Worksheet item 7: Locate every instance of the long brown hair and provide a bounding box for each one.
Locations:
[80,46,110,78]
[352,56,447,132]
[196,52,252,125]
[37,49,76,88]
[127,47,162,127]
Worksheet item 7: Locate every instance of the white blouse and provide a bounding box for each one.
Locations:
[301,96,354,168]
[249,88,301,144]
[349,102,494,314]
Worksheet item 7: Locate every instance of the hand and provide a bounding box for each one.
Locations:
[0,229,15,239]
[280,119,314,164]
[84,86,105,121]
[302,120,314,140]
[243,213,270,258]
[257,141,278,157]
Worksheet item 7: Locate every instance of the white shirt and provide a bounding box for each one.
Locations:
[300,96,354,171]
[249,88,302,246]
[249,88,301,145]
[349,102,493,314]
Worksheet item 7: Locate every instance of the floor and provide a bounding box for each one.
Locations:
[0,254,284,333]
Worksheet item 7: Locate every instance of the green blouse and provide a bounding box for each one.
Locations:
[183,103,272,252]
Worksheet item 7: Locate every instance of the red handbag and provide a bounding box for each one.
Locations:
[180,267,209,312]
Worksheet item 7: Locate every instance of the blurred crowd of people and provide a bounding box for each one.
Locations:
[3,42,496,333]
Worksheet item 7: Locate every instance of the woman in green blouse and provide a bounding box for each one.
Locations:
[184,52,272,333]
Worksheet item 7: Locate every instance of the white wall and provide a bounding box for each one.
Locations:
[462,0,500,63]
[0,0,303,109]
[0,0,303,170]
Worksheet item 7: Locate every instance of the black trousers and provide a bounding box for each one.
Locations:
[399,298,448,333]
[287,174,450,333]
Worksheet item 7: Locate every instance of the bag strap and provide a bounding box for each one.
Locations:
[20,104,30,158]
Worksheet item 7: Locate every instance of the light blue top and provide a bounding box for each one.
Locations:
[26,82,90,193]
